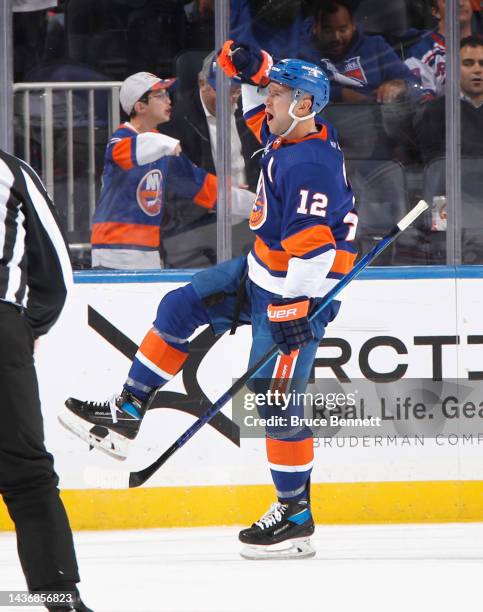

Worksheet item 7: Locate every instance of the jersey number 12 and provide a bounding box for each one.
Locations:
[297,189,328,217]
[297,189,358,241]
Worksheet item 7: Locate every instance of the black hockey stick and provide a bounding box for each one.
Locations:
[84,200,428,489]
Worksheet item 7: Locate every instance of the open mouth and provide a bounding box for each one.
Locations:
[266,112,274,123]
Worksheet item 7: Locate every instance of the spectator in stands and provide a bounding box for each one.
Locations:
[162,51,258,191]
[91,72,253,270]
[159,51,258,267]
[404,0,474,97]
[91,72,203,269]
[230,0,312,60]
[299,0,421,103]
[417,36,483,163]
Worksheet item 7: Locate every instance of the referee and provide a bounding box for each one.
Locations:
[0,150,92,611]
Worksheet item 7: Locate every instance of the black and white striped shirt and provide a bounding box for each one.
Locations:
[0,149,72,337]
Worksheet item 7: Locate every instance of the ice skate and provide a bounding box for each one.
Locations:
[239,500,316,560]
[58,389,150,460]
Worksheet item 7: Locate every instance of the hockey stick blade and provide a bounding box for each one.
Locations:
[123,200,428,487]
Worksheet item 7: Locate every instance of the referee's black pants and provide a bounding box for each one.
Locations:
[0,301,79,590]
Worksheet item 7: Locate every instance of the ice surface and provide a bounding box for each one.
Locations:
[1,523,483,612]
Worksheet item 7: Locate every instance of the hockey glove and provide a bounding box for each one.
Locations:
[217,39,273,87]
[267,297,313,355]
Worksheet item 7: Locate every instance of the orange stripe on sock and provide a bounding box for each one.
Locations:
[266,438,314,467]
[139,329,187,376]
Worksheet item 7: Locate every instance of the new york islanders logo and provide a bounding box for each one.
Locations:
[136,169,163,216]
[249,174,267,230]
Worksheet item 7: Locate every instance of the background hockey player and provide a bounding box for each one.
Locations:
[60,44,358,559]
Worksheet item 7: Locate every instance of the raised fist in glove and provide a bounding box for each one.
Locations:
[267,297,313,355]
[217,39,273,86]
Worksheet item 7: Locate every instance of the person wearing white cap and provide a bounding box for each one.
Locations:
[160,51,259,267]
[91,71,255,270]
[118,72,178,120]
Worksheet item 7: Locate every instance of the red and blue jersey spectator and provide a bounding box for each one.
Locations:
[299,0,422,104]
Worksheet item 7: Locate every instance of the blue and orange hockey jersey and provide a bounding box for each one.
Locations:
[91,122,217,253]
[242,87,358,298]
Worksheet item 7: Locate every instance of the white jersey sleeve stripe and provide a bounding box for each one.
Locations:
[21,167,73,293]
[4,206,26,304]
[0,159,14,270]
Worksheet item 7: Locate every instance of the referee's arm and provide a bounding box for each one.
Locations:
[17,158,73,338]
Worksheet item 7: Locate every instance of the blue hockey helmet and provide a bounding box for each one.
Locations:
[268,59,330,114]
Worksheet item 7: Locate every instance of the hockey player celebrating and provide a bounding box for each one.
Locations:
[60,42,358,559]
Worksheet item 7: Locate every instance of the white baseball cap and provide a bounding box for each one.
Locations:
[119,72,176,115]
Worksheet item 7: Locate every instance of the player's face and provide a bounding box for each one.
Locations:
[264,82,295,135]
[460,45,483,100]
[314,5,356,58]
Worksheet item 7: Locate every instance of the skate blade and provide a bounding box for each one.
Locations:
[240,537,316,560]
[58,409,129,461]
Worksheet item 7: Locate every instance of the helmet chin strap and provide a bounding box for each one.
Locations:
[279,94,316,139]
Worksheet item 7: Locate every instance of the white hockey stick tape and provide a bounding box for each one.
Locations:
[397,199,429,231]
